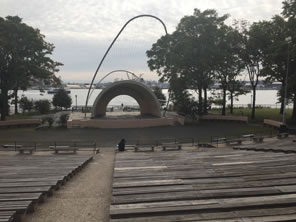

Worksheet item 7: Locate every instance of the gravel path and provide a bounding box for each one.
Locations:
[22,149,115,222]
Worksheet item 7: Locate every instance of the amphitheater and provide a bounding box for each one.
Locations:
[0,130,296,222]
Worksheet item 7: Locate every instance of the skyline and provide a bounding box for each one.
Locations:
[0,0,283,83]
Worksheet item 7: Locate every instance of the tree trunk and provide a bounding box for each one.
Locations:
[203,88,208,114]
[292,94,296,122]
[251,87,256,119]
[280,80,285,114]
[14,88,18,114]
[222,87,226,116]
[0,88,8,120]
[198,88,203,115]
[230,92,234,114]
[280,99,284,114]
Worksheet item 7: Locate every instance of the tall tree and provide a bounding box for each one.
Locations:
[259,16,291,115]
[239,21,271,119]
[147,9,228,115]
[214,25,244,115]
[0,16,62,120]
[282,0,296,121]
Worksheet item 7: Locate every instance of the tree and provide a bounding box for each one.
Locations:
[19,96,33,113]
[282,0,296,121]
[0,16,62,120]
[214,25,245,115]
[52,89,72,110]
[152,86,166,107]
[147,9,228,115]
[228,80,248,114]
[239,21,271,119]
[34,100,51,114]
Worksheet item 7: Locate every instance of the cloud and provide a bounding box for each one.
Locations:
[0,0,283,82]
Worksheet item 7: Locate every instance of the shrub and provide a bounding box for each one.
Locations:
[19,96,34,113]
[59,113,69,127]
[42,116,54,127]
[35,100,51,114]
[52,89,72,110]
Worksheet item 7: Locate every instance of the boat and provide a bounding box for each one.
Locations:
[47,88,71,94]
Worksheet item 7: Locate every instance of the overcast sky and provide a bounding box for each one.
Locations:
[0,0,283,83]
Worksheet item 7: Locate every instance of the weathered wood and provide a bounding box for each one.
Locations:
[278,132,289,139]
[0,154,93,220]
[111,144,296,221]
[18,147,35,154]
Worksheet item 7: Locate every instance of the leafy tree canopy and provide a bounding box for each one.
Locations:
[52,89,72,110]
[0,16,62,120]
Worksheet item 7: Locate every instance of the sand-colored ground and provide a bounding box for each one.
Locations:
[21,149,115,222]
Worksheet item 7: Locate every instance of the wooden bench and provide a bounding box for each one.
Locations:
[197,143,215,148]
[212,138,227,143]
[2,144,23,149]
[18,147,35,154]
[278,133,289,139]
[162,143,182,151]
[241,134,255,140]
[116,145,137,152]
[226,139,244,145]
[135,145,155,152]
[253,136,264,143]
[49,146,77,154]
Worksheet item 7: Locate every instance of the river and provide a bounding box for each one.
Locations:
[17,89,292,109]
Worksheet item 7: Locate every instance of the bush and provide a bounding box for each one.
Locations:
[42,116,54,127]
[52,89,72,110]
[59,113,69,127]
[35,100,51,114]
[19,96,34,113]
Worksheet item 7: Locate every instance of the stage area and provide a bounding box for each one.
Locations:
[67,111,184,128]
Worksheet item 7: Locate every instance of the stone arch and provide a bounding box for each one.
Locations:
[91,80,161,118]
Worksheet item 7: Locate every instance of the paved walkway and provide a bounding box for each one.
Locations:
[22,149,115,222]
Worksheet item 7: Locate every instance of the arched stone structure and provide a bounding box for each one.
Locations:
[91,80,161,118]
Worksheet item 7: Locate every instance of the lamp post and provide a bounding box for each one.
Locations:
[283,36,292,125]
[75,95,77,111]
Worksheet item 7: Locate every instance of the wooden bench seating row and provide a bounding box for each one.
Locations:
[162,143,182,151]
[278,132,289,139]
[0,211,15,222]
[49,146,78,154]
[122,143,183,152]
[0,155,93,221]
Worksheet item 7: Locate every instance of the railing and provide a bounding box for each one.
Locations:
[0,132,277,150]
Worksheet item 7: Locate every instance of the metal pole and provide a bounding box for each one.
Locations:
[75,95,77,110]
[85,15,168,112]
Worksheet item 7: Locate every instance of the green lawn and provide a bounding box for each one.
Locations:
[212,107,294,124]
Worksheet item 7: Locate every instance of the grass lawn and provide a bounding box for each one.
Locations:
[212,107,295,125]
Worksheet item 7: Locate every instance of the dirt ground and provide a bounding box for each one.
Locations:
[21,149,115,222]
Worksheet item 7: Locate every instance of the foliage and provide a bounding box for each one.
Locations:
[59,113,69,127]
[19,96,33,113]
[147,9,229,115]
[0,16,62,120]
[34,100,51,114]
[214,25,245,115]
[152,86,166,106]
[52,89,72,110]
[42,116,54,127]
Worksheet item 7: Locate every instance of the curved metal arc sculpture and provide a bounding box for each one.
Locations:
[88,69,141,99]
[85,14,168,112]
